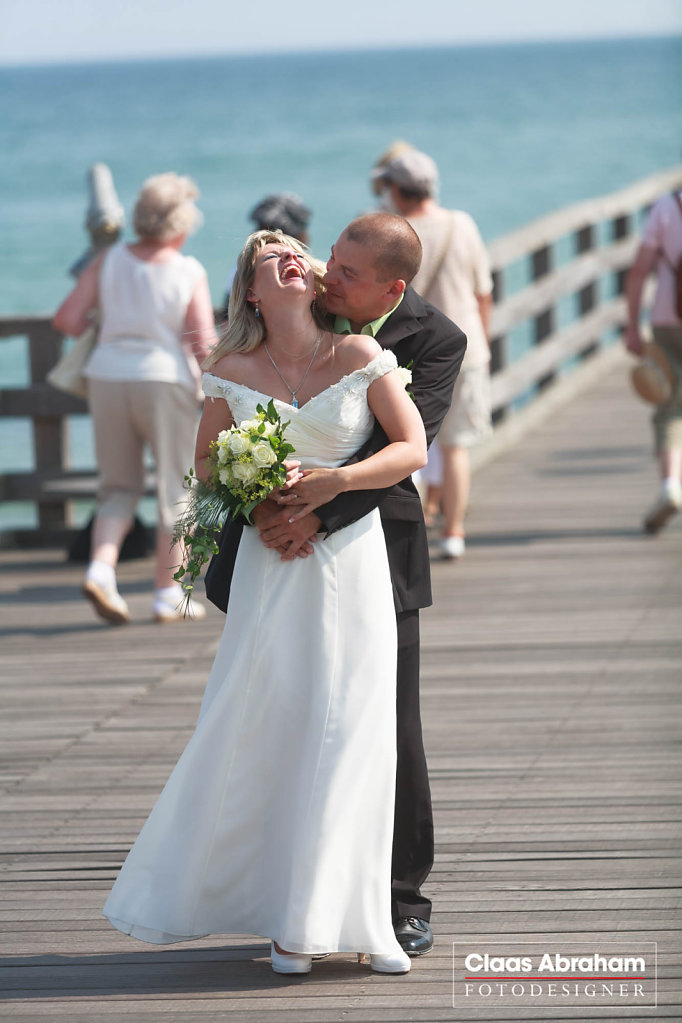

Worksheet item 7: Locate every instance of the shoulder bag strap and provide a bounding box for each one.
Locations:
[420,211,456,302]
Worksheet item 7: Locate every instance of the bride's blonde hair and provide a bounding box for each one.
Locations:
[205,230,328,367]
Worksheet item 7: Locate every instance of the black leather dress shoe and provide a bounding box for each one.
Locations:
[394,916,433,956]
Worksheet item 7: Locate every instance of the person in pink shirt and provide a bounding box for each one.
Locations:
[625,191,682,533]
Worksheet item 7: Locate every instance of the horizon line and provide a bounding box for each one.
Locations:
[1,30,679,70]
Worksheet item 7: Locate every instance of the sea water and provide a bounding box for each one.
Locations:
[0,35,680,524]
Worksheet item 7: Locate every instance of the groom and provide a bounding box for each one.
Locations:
[206,213,466,955]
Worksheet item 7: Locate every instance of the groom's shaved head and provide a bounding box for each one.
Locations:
[345,213,422,284]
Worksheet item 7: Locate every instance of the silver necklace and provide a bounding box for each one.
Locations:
[263,332,322,409]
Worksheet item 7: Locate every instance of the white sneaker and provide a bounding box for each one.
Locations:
[643,482,682,534]
[153,587,207,623]
[440,535,465,560]
[82,577,131,625]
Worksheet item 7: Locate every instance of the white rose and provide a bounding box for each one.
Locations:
[218,466,234,486]
[232,461,260,485]
[258,421,277,438]
[214,430,233,464]
[229,431,252,456]
[252,441,277,468]
[239,418,260,433]
[396,366,412,388]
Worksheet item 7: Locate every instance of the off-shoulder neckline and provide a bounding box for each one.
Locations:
[203,350,395,412]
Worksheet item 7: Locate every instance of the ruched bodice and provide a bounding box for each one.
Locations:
[201,349,397,469]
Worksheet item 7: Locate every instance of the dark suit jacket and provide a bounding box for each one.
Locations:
[204,286,466,614]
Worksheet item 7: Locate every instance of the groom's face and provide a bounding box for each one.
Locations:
[323,231,399,331]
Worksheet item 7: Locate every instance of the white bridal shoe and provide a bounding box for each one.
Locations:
[270,942,313,975]
[358,949,411,974]
[270,944,409,975]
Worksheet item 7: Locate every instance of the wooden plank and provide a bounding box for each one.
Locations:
[0,470,156,502]
[0,384,87,418]
[490,301,625,410]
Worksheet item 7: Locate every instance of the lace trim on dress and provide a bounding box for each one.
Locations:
[355,349,397,383]
[202,349,398,405]
[201,374,242,401]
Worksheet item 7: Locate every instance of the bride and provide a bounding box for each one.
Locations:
[103,230,427,976]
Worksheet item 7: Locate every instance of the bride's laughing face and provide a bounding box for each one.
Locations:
[248,244,314,312]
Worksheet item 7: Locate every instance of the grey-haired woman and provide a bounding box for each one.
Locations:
[53,172,218,624]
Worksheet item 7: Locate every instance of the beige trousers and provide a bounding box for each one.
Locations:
[89,379,199,533]
[652,326,682,453]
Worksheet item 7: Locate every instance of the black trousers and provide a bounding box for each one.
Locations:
[391,608,434,921]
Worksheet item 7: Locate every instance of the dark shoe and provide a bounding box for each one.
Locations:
[394,917,433,957]
[643,484,682,534]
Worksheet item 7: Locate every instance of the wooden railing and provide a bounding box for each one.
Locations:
[0,317,93,542]
[2,165,681,544]
[487,164,682,416]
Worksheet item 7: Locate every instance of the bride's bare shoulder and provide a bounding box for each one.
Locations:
[205,350,256,382]
[333,333,382,373]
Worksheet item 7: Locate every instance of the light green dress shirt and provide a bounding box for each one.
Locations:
[333,294,403,337]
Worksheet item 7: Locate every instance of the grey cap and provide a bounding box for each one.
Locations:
[371,149,439,197]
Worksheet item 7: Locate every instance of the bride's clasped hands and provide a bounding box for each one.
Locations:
[276,465,348,521]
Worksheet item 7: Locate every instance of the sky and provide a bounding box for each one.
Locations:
[2,0,681,64]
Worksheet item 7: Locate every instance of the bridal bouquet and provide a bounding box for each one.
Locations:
[173,400,295,608]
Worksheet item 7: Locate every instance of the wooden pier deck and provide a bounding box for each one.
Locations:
[1,347,680,1021]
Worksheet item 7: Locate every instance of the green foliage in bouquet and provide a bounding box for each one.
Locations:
[172,400,294,610]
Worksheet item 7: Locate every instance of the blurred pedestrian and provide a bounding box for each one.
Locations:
[222,193,311,311]
[625,189,682,533]
[249,192,311,244]
[373,148,493,559]
[370,140,415,206]
[53,172,218,624]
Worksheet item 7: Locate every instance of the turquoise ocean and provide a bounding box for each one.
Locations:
[1,35,681,526]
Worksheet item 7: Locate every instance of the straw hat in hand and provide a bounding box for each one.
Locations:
[630,341,675,405]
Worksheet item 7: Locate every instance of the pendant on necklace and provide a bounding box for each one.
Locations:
[291,397,299,409]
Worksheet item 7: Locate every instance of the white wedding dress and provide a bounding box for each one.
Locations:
[103,350,404,956]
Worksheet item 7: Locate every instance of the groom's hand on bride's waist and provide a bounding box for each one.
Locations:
[252,500,320,561]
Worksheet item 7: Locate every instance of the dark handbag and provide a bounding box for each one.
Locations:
[204,517,244,613]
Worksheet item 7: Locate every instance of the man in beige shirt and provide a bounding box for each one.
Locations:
[373,148,493,560]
